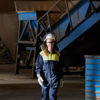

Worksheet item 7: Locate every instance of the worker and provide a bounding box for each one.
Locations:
[35,33,63,100]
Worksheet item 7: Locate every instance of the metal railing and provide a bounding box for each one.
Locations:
[37,0,100,40]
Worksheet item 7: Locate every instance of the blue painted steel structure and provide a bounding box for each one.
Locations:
[16,0,100,76]
[36,0,100,52]
[16,11,37,75]
[53,0,100,51]
[57,11,100,51]
[85,55,100,100]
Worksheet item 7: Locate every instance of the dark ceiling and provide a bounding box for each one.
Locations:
[0,0,57,13]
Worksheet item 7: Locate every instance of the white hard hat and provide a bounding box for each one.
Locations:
[44,33,56,41]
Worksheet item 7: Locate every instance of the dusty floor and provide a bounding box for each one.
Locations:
[0,83,84,100]
[0,64,85,100]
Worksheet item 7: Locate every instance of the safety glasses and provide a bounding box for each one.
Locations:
[46,41,55,44]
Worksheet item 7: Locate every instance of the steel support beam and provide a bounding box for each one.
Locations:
[57,12,100,52]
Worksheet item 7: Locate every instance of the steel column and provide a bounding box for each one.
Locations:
[16,12,37,77]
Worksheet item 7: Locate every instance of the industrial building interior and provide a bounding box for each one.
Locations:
[0,0,100,100]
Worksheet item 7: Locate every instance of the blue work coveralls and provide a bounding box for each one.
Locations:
[35,49,63,100]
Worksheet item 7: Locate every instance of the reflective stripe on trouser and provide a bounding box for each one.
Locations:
[41,85,58,100]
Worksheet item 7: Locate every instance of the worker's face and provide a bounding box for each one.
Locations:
[46,39,55,51]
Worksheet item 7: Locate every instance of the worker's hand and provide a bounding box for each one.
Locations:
[37,74,44,86]
[60,79,64,88]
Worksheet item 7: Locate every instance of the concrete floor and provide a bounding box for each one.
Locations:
[0,64,85,100]
[0,83,84,100]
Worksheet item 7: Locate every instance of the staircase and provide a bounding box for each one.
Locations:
[36,0,100,52]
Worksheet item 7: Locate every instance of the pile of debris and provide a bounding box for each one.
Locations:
[0,38,14,64]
